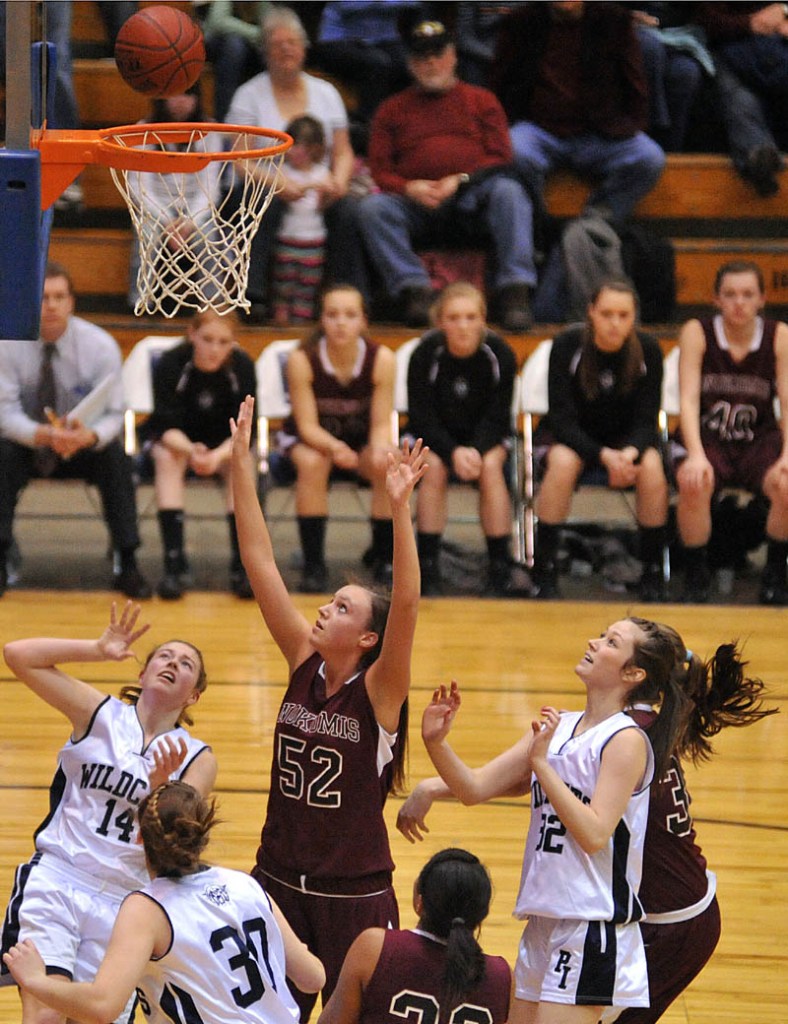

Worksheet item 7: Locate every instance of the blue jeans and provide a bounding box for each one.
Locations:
[359,174,537,298]
[714,56,781,171]
[636,25,704,151]
[44,1,79,128]
[510,122,666,223]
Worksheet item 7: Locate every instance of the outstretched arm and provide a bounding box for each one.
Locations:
[396,776,453,843]
[422,682,534,805]
[3,602,150,737]
[365,438,428,733]
[230,396,312,670]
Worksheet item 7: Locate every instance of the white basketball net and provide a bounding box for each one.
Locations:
[108,126,286,317]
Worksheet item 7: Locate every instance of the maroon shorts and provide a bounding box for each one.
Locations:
[677,429,783,494]
[252,866,399,1022]
[615,897,721,1024]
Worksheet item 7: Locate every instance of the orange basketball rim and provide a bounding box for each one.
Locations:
[35,123,292,209]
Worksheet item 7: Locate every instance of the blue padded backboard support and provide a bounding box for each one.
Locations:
[0,150,44,339]
[0,41,56,340]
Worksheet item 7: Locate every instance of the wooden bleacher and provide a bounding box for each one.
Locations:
[47,2,788,365]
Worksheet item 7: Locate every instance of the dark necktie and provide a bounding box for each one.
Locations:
[34,345,59,476]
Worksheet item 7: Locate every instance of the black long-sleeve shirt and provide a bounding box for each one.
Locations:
[537,326,663,464]
[405,329,517,464]
[142,341,257,449]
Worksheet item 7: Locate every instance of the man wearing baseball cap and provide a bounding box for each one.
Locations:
[359,19,536,332]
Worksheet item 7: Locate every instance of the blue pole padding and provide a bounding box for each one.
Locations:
[0,151,44,340]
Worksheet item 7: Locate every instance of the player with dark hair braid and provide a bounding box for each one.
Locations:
[317,847,511,1024]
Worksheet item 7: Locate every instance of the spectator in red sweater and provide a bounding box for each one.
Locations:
[359,20,536,332]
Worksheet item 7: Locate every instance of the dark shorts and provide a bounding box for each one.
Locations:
[252,866,399,1021]
[615,896,721,1024]
[674,430,783,494]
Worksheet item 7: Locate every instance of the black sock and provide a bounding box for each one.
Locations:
[535,522,561,570]
[119,548,139,573]
[298,516,327,568]
[639,525,666,569]
[486,535,510,564]
[765,536,788,580]
[157,509,184,573]
[417,532,441,562]
[684,544,708,574]
[370,518,394,563]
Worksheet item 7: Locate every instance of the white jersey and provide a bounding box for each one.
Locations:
[136,865,300,1024]
[514,711,653,923]
[35,696,211,891]
[277,164,332,242]
[226,72,348,161]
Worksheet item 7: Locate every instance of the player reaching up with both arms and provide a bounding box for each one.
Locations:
[401,617,696,1023]
[231,394,427,1019]
[400,617,776,1023]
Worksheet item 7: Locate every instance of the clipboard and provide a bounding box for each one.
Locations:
[63,373,117,427]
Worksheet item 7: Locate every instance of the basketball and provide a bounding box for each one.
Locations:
[114,5,205,98]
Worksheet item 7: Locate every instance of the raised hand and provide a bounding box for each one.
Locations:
[530,705,560,764]
[230,395,255,456]
[421,680,461,745]
[96,602,150,662]
[386,437,429,510]
[148,735,188,791]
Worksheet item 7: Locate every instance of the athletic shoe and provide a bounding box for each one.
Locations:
[157,573,183,600]
[114,566,153,600]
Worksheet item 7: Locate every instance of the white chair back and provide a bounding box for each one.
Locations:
[393,337,421,415]
[520,339,553,416]
[121,334,182,454]
[661,345,680,417]
[255,339,300,420]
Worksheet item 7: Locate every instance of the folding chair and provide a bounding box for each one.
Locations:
[255,338,300,512]
[518,338,647,570]
[255,339,394,524]
[396,335,525,561]
[122,333,259,527]
[393,336,421,421]
[121,334,183,456]
[660,345,680,423]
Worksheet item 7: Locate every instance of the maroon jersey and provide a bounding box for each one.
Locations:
[697,315,780,448]
[360,930,511,1024]
[284,338,379,452]
[256,652,397,885]
[629,708,709,913]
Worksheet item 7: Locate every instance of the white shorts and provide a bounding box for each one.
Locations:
[1,854,137,1024]
[514,914,649,1008]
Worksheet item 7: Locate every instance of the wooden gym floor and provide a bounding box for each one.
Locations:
[0,488,786,1023]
